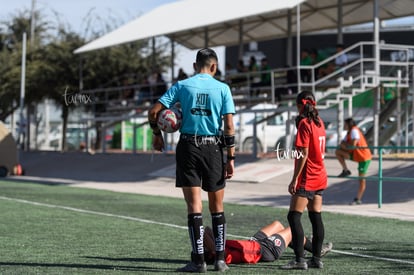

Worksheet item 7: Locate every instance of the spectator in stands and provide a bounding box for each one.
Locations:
[251,57,272,96]
[215,66,223,80]
[319,44,348,77]
[310,48,325,65]
[176,68,188,81]
[248,55,259,73]
[300,49,313,82]
[230,59,248,85]
[310,48,326,80]
[237,59,248,74]
[149,71,167,103]
[224,62,233,74]
[380,81,397,106]
[274,65,297,102]
[120,77,135,107]
[248,56,260,88]
[334,44,348,68]
[137,76,151,105]
[258,57,272,87]
[286,66,298,95]
[224,62,236,84]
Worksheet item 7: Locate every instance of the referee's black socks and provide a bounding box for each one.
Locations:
[187,213,204,264]
[212,212,226,261]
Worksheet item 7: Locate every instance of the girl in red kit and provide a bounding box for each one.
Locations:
[281,91,327,270]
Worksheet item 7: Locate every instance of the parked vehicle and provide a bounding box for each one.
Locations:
[49,124,96,151]
[234,103,289,153]
[389,120,413,151]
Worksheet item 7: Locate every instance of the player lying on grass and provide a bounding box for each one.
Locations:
[203,219,332,265]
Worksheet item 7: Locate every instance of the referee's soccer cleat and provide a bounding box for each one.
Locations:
[176,262,207,273]
[321,242,333,257]
[214,260,229,272]
[338,169,351,177]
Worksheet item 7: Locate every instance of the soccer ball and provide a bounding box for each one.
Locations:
[157,107,182,133]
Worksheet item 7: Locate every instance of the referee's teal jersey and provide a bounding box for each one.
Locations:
[159,73,235,136]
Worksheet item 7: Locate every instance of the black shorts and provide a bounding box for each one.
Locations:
[251,231,286,262]
[176,136,225,192]
[296,188,324,200]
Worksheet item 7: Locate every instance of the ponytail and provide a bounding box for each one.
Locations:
[296,91,321,127]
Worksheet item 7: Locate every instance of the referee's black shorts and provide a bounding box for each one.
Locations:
[176,135,225,192]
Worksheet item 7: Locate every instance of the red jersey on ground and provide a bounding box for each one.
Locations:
[224,239,262,264]
[295,117,328,191]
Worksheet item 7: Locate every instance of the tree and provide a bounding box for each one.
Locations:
[0,9,52,115]
[38,30,85,151]
[0,8,171,152]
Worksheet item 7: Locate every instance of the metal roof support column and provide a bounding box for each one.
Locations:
[152,37,156,66]
[337,0,343,44]
[19,32,27,151]
[337,100,344,146]
[296,3,301,93]
[238,19,244,60]
[412,67,414,147]
[396,71,402,152]
[171,38,175,82]
[286,9,292,66]
[204,27,208,48]
[373,0,380,155]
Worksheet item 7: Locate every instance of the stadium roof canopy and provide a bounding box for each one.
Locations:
[74,0,414,54]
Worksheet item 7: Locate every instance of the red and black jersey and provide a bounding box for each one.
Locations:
[295,118,328,191]
[224,239,262,264]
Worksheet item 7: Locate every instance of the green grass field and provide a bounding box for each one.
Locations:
[0,180,413,274]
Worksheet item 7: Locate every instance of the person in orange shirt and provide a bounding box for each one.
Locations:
[335,118,372,205]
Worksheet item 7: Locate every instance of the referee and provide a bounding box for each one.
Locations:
[148,48,236,273]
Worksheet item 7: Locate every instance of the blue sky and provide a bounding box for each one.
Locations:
[0,0,176,32]
[0,0,212,77]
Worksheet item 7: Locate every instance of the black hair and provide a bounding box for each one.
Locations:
[344,118,356,127]
[196,48,218,68]
[295,90,321,127]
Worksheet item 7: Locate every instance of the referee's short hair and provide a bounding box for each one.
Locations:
[196,48,218,67]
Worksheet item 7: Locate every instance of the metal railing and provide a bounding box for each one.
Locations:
[74,41,414,153]
[78,41,414,117]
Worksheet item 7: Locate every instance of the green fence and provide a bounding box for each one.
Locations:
[112,121,152,151]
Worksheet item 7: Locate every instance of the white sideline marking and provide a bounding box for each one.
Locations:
[1,196,413,265]
[331,249,414,265]
[0,196,246,239]
[0,196,186,230]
